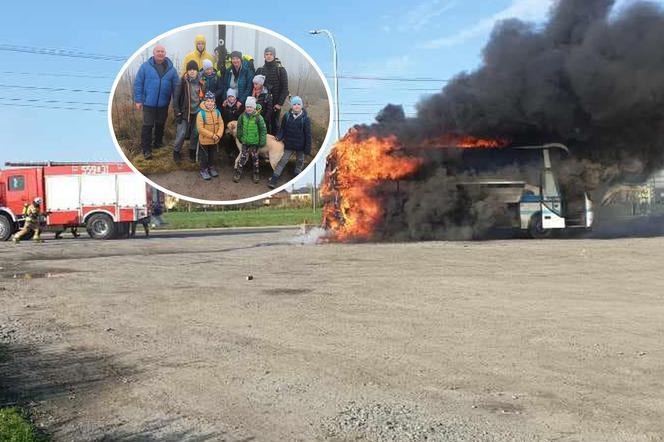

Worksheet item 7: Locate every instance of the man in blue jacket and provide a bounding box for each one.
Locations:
[134,45,179,159]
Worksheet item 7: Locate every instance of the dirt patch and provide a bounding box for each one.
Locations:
[2,232,664,441]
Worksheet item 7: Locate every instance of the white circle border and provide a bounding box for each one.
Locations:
[108,20,334,205]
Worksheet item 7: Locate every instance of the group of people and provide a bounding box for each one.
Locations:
[133,35,312,188]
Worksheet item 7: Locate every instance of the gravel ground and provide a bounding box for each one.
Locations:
[1,229,663,441]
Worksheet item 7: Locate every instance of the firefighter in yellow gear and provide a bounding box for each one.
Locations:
[12,197,44,243]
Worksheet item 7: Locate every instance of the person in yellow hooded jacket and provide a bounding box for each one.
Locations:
[181,35,215,76]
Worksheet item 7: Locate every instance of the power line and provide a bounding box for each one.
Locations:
[0,44,126,61]
[327,74,449,82]
[0,97,107,106]
[0,84,110,94]
[0,70,113,79]
[0,102,107,113]
[341,103,417,107]
[342,86,442,91]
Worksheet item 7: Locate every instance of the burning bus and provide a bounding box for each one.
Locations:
[322,131,593,241]
[450,143,593,239]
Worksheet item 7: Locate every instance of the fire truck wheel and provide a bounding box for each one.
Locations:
[0,215,14,241]
[86,213,116,240]
[528,212,552,239]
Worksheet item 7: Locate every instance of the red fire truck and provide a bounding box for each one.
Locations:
[0,162,153,241]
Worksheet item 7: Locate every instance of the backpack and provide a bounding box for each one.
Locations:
[258,58,284,85]
[193,108,221,138]
[222,54,255,71]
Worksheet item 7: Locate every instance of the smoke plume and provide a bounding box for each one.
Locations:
[336,0,664,240]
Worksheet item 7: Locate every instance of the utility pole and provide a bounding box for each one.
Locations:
[309,29,340,215]
[215,25,227,71]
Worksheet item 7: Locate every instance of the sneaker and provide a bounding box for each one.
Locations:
[253,171,260,184]
[173,151,182,163]
[267,175,279,189]
[12,236,18,243]
[200,169,211,181]
[209,167,219,178]
[232,169,242,183]
[188,150,197,163]
[143,152,153,160]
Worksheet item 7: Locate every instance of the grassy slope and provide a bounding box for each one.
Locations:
[159,207,322,229]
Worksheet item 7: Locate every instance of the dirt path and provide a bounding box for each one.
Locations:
[148,160,300,202]
[1,231,663,441]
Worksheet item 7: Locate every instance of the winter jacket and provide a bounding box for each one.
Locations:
[201,69,223,101]
[173,73,204,117]
[181,35,215,75]
[222,60,255,104]
[251,86,273,130]
[278,110,312,154]
[256,59,289,106]
[237,112,267,147]
[196,104,224,146]
[221,99,244,125]
[133,57,178,108]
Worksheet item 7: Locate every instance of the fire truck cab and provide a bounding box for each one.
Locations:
[0,162,152,241]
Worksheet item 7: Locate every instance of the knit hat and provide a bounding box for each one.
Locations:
[204,91,215,100]
[202,59,213,70]
[245,96,257,108]
[230,50,242,59]
[226,88,237,98]
[253,74,266,86]
[291,96,303,106]
[186,60,199,71]
[264,46,276,56]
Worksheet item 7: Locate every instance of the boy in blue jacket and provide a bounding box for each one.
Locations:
[268,96,311,189]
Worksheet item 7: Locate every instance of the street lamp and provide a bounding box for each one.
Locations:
[309,29,340,140]
[309,29,340,214]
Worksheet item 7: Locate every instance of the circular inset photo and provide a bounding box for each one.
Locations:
[109,21,332,204]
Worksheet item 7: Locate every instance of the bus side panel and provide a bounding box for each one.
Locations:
[541,203,566,228]
[520,202,540,229]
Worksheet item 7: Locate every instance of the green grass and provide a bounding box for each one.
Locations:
[0,408,46,442]
[159,207,322,229]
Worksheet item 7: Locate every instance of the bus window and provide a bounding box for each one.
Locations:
[8,175,25,191]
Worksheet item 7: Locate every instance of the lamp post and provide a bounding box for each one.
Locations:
[309,29,340,140]
[309,28,340,214]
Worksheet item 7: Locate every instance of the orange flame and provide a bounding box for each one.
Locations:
[420,134,509,149]
[322,129,508,242]
[322,131,422,241]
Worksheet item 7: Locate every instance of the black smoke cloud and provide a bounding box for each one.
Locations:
[341,0,664,240]
[401,0,664,176]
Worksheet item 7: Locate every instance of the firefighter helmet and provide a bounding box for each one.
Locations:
[33,197,42,205]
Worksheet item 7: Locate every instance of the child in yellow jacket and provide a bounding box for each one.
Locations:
[196,91,224,180]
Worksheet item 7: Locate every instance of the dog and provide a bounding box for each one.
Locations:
[226,120,284,170]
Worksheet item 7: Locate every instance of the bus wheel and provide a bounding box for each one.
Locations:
[528,213,552,239]
[0,215,14,241]
[86,213,116,240]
